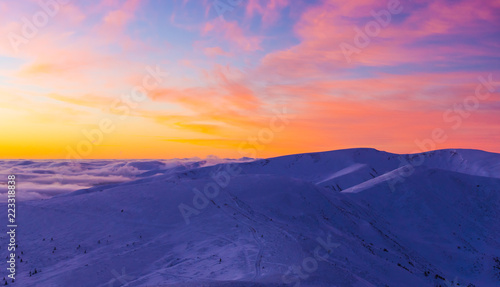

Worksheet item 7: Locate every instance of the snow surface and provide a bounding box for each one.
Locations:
[1,148,499,286]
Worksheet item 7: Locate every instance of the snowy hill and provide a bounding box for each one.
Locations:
[1,148,499,286]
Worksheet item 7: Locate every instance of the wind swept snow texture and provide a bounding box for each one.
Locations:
[1,148,500,286]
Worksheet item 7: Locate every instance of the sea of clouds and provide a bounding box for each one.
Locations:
[0,157,252,201]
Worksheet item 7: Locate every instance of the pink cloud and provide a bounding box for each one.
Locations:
[245,0,289,26]
[99,0,142,30]
[203,46,232,57]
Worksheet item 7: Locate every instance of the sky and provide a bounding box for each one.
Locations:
[0,0,499,159]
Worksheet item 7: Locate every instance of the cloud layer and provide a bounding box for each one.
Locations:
[0,157,248,201]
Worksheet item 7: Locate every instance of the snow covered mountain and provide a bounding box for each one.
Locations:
[1,148,500,286]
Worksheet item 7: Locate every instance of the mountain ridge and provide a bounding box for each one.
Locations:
[1,148,499,286]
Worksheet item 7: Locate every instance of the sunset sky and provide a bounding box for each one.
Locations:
[0,0,499,159]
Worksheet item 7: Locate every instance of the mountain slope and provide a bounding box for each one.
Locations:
[1,148,499,286]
